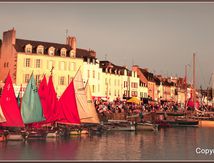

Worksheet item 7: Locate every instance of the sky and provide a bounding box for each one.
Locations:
[0,2,213,89]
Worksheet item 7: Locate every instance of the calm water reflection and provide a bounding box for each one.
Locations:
[0,127,214,160]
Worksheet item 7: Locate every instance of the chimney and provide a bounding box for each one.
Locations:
[67,36,76,56]
[132,65,139,71]
[3,28,16,45]
[89,49,96,57]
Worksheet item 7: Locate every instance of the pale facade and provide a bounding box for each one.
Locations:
[139,81,148,100]
[82,58,103,97]
[16,53,83,96]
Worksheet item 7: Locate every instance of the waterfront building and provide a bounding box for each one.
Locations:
[82,56,103,98]
[100,61,139,101]
[0,28,95,96]
[132,65,155,100]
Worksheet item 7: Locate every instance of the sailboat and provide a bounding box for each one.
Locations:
[56,78,81,136]
[73,68,93,123]
[21,73,46,139]
[0,73,26,141]
[84,81,100,124]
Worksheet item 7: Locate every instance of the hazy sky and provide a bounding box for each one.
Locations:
[0,3,213,88]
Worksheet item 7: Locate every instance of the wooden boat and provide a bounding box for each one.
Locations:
[70,128,89,135]
[163,119,199,127]
[46,132,58,138]
[6,134,24,141]
[26,130,47,140]
[0,74,25,141]
[136,122,158,131]
[105,120,136,131]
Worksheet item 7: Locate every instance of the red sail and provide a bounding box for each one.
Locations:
[46,75,58,122]
[57,81,80,124]
[0,74,24,127]
[38,75,48,121]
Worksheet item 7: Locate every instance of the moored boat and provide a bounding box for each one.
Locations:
[105,120,135,131]
[136,122,158,131]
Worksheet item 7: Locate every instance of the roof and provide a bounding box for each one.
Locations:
[139,68,155,82]
[14,39,96,59]
[99,60,129,75]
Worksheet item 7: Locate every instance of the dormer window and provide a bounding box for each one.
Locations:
[69,50,75,58]
[48,47,55,56]
[37,45,44,54]
[60,48,67,57]
[87,58,90,63]
[25,44,32,53]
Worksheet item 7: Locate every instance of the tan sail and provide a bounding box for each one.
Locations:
[73,68,92,121]
[82,82,100,124]
[0,105,6,123]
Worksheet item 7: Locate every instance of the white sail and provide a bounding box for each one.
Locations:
[83,82,100,124]
[73,68,92,121]
[0,105,6,123]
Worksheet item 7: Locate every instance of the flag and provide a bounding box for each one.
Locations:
[0,74,24,127]
[21,73,45,124]
[57,81,80,124]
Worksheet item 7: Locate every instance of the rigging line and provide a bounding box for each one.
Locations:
[197,56,207,89]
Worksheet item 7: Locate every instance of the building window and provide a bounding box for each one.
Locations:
[24,74,30,83]
[37,45,44,54]
[35,59,41,68]
[92,85,95,93]
[47,60,54,70]
[25,44,32,53]
[98,73,100,80]
[93,70,95,78]
[35,75,40,85]
[60,48,67,57]
[88,70,90,78]
[25,58,31,67]
[59,76,65,85]
[69,62,76,71]
[87,58,90,63]
[48,47,55,56]
[69,50,75,58]
[98,84,100,92]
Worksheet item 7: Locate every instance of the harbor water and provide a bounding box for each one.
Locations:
[0,127,214,161]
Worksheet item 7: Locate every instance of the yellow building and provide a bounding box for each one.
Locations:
[0,28,96,97]
[99,61,140,101]
[82,57,103,97]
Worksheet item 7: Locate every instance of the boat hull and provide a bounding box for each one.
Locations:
[6,134,24,141]
[136,123,158,131]
[199,120,214,127]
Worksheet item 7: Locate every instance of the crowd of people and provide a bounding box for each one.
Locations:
[94,98,185,121]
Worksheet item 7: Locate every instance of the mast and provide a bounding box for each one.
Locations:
[193,53,196,109]
[185,65,187,110]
